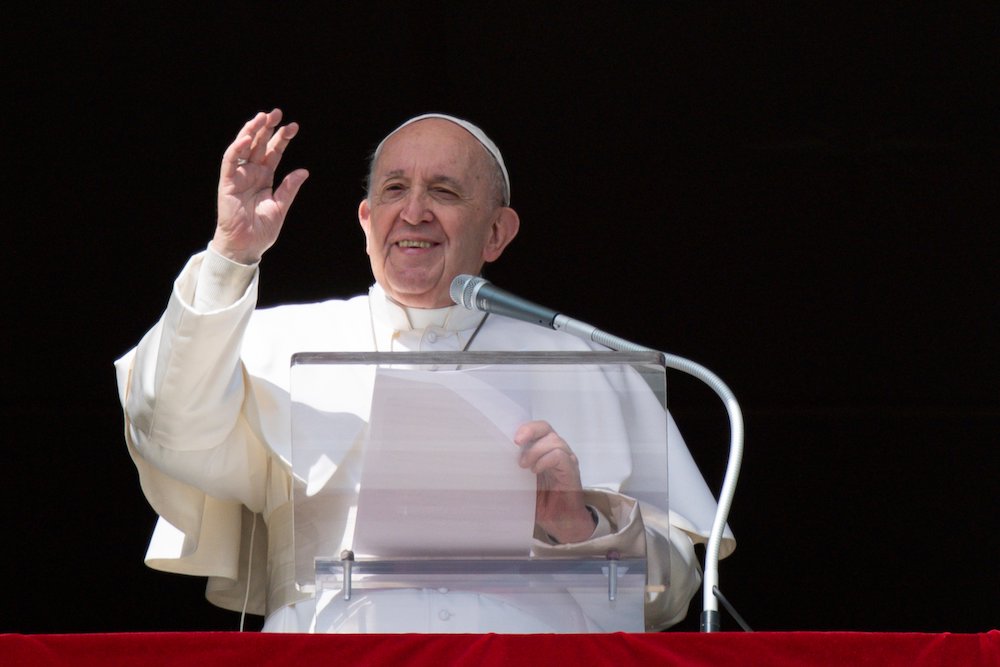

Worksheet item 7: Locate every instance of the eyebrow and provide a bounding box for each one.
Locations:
[380,170,467,191]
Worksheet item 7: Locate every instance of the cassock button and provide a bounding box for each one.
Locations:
[426,331,438,343]
[438,609,452,621]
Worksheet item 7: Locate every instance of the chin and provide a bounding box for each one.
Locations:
[384,273,453,308]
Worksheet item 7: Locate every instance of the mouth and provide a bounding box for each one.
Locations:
[395,240,436,249]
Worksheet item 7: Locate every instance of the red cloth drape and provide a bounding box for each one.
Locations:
[3,631,998,667]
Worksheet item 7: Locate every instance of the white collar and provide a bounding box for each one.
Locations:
[368,282,486,332]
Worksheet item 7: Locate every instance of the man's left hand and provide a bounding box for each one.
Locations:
[515,420,596,544]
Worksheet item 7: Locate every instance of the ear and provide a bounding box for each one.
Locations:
[481,207,520,263]
[358,198,372,253]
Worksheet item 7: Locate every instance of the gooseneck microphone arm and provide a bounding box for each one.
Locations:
[450,274,745,632]
[557,316,744,633]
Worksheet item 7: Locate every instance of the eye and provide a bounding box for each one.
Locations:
[380,183,406,200]
[431,186,459,200]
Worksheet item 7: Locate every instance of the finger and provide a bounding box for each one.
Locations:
[264,121,300,169]
[514,420,554,446]
[248,108,284,164]
[526,445,578,476]
[222,111,267,175]
[518,431,572,470]
[272,168,310,214]
[248,125,276,164]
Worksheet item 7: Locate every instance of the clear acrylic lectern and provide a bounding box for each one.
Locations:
[289,351,669,632]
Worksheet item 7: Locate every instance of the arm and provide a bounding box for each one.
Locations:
[123,110,308,506]
[124,250,265,505]
[515,412,706,629]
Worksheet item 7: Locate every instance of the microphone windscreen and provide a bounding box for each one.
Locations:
[450,274,483,310]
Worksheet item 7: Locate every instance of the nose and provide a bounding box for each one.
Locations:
[400,189,433,225]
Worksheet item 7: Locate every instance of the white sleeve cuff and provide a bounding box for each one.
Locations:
[589,504,613,539]
[545,505,612,544]
[193,244,258,312]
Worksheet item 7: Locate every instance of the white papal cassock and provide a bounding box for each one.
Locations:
[115,248,735,632]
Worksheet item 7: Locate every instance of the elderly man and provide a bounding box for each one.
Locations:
[115,109,731,632]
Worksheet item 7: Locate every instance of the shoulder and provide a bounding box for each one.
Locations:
[248,293,370,328]
[241,294,374,372]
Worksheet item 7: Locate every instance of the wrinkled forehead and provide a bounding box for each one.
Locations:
[374,114,510,204]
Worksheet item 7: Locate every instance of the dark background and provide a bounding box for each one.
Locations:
[3,4,997,633]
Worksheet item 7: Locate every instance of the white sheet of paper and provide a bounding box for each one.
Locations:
[353,367,537,558]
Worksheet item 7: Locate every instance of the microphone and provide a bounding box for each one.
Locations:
[450,274,559,328]
[451,274,648,350]
[450,274,645,349]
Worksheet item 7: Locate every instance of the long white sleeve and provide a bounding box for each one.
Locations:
[124,250,269,511]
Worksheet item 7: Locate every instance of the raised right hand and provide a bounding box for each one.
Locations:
[212,109,309,264]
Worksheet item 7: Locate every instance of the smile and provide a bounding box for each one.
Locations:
[396,240,435,248]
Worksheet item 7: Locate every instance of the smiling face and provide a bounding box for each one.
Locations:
[358,118,519,308]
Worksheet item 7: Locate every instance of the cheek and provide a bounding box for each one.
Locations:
[363,216,390,256]
[458,239,489,269]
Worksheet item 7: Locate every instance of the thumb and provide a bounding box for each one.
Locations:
[273,168,310,212]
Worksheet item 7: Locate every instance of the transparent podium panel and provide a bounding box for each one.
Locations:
[289,351,669,632]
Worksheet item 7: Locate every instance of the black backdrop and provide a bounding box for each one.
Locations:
[4,4,997,633]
